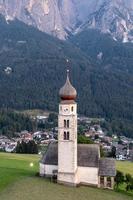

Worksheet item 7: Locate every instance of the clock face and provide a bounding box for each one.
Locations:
[64,108,69,112]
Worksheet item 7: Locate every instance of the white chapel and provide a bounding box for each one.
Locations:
[40,70,116,189]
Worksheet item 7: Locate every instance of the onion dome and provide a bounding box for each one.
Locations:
[59,70,77,101]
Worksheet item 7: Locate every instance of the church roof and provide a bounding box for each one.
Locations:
[59,70,77,101]
[41,142,99,167]
[77,144,100,167]
[40,142,116,177]
[99,158,116,177]
[41,142,58,166]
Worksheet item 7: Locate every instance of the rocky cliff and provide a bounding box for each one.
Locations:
[0,0,133,41]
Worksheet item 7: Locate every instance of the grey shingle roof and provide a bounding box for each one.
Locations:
[41,142,99,167]
[41,142,116,177]
[41,142,58,165]
[99,158,116,177]
[78,144,100,167]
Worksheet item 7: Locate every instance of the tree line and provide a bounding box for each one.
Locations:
[16,140,38,154]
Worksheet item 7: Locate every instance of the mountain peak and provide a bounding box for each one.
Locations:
[0,0,133,42]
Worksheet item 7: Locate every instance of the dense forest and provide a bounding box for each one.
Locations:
[0,109,35,137]
[69,29,133,138]
[0,16,133,138]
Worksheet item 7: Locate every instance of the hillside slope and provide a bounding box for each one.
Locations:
[70,30,133,121]
[0,16,91,111]
[0,17,133,137]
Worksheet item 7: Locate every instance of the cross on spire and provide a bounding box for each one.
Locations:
[67,69,70,77]
[65,59,70,80]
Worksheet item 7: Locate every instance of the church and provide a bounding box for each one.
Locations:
[40,70,116,189]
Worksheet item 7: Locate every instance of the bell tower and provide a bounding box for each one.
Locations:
[58,70,78,186]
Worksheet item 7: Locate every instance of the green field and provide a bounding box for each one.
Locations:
[20,109,50,118]
[116,161,133,175]
[0,153,132,200]
[0,153,39,192]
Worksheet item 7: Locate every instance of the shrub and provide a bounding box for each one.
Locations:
[115,170,124,188]
[125,174,133,191]
[77,135,94,144]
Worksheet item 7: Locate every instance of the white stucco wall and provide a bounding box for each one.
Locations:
[39,164,57,176]
[40,163,45,176]
[58,142,77,173]
[77,167,98,185]
[58,102,77,177]
[40,164,99,186]
[58,172,78,185]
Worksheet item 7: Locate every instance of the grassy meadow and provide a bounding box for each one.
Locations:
[20,109,50,118]
[116,161,133,175]
[0,153,132,200]
[0,153,39,192]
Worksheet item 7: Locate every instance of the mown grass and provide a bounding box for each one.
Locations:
[0,177,132,200]
[0,153,132,200]
[0,153,39,191]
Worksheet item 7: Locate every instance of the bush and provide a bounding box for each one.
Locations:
[77,135,94,144]
[115,171,133,192]
[115,170,124,188]
[125,174,133,191]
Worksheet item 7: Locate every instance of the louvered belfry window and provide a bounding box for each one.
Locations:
[64,131,69,140]
[64,120,66,128]
[67,120,69,128]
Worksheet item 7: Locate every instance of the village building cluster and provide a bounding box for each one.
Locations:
[0,118,132,160]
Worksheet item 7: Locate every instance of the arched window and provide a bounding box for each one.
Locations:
[64,131,70,140]
[64,132,67,140]
[71,106,74,112]
[64,120,66,128]
[67,120,69,128]
[67,132,69,140]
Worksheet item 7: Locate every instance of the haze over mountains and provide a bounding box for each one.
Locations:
[1,0,133,42]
